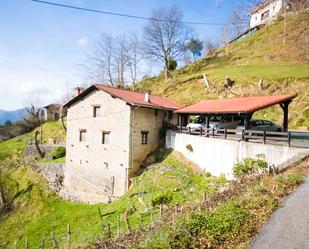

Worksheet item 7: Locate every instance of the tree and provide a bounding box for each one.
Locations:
[228,0,262,38]
[114,36,129,88]
[204,39,216,56]
[185,39,203,61]
[143,6,192,79]
[84,33,141,88]
[167,59,177,71]
[4,120,12,126]
[89,33,115,86]
[127,33,141,90]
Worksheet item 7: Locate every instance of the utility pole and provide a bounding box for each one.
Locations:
[283,5,290,45]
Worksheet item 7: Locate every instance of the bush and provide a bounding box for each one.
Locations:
[168,202,248,248]
[50,147,66,159]
[233,155,268,177]
[151,190,173,207]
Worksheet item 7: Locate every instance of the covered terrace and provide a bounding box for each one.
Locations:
[175,94,298,132]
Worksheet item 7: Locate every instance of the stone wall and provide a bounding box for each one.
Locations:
[166,130,309,180]
[129,107,177,177]
[24,144,64,158]
[40,163,64,192]
[65,90,131,203]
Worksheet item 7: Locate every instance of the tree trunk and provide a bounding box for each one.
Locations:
[34,130,45,158]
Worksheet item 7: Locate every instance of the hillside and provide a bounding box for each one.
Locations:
[135,10,309,130]
[0,122,226,248]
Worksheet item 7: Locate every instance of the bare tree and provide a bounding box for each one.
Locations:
[114,36,129,88]
[89,33,115,86]
[143,6,192,79]
[204,39,216,56]
[228,0,262,38]
[126,33,141,89]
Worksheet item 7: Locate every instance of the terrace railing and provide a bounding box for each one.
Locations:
[167,124,309,148]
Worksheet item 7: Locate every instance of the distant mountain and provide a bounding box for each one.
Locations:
[0,108,28,125]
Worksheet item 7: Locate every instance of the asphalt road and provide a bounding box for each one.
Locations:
[249,175,309,249]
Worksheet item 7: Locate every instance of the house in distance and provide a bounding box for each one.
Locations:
[250,0,288,28]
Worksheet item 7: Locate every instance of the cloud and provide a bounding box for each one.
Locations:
[77,37,88,46]
[17,82,50,95]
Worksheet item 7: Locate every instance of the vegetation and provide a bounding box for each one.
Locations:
[50,147,66,160]
[135,11,309,130]
[0,130,225,248]
[103,161,308,249]
[233,155,268,177]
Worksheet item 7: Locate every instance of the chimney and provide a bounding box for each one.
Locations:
[144,91,151,103]
[75,87,82,96]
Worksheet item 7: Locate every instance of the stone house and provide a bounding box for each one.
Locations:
[62,84,182,203]
[43,104,61,121]
[250,0,287,28]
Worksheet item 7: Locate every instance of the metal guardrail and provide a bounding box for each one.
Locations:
[167,124,309,148]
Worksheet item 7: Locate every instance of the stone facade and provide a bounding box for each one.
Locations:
[43,104,61,121]
[64,89,178,203]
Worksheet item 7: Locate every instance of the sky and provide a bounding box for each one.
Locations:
[0,0,237,110]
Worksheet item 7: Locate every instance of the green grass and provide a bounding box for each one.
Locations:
[136,167,307,249]
[135,11,309,130]
[0,137,225,249]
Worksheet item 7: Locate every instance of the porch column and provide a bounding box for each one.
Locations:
[280,100,291,132]
[244,113,253,130]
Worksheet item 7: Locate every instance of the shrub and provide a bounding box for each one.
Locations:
[168,202,248,248]
[50,147,66,159]
[151,190,173,207]
[233,156,268,177]
[186,144,193,153]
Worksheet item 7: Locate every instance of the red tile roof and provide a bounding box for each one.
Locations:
[175,94,297,114]
[64,84,183,110]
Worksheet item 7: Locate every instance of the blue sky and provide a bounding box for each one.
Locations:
[0,0,236,110]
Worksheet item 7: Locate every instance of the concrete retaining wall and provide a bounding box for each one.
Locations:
[166,131,309,179]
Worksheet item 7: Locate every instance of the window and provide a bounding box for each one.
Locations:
[102,131,111,144]
[261,10,270,21]
[141,131,149,145]
[93,105,101,117]
[79,130,86,142]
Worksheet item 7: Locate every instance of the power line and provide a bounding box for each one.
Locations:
[30,0,230,26]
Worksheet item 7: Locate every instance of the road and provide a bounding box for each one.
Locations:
[249,174,309,249]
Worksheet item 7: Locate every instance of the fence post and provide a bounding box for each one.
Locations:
[124,214,131,234]
[200,127,202,136]
[188,127,191,135]
[51,233,59,249]
[180,125,182,133]
[288,131,291,147]
[263,131,266,144]
[67,224,71,249]
[106,223,111,238]
[212,127,215,138]
[241,130,245,141]
[117,213,121,237]
[224,128,227,139]
[25,237,28,249]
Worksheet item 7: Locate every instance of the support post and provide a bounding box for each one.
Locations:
[280,100,291,132]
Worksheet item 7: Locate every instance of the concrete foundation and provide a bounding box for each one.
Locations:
[166,131,309,179]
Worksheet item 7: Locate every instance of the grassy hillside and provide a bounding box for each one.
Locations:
[0,124,226,248]
[135,11,309,130]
